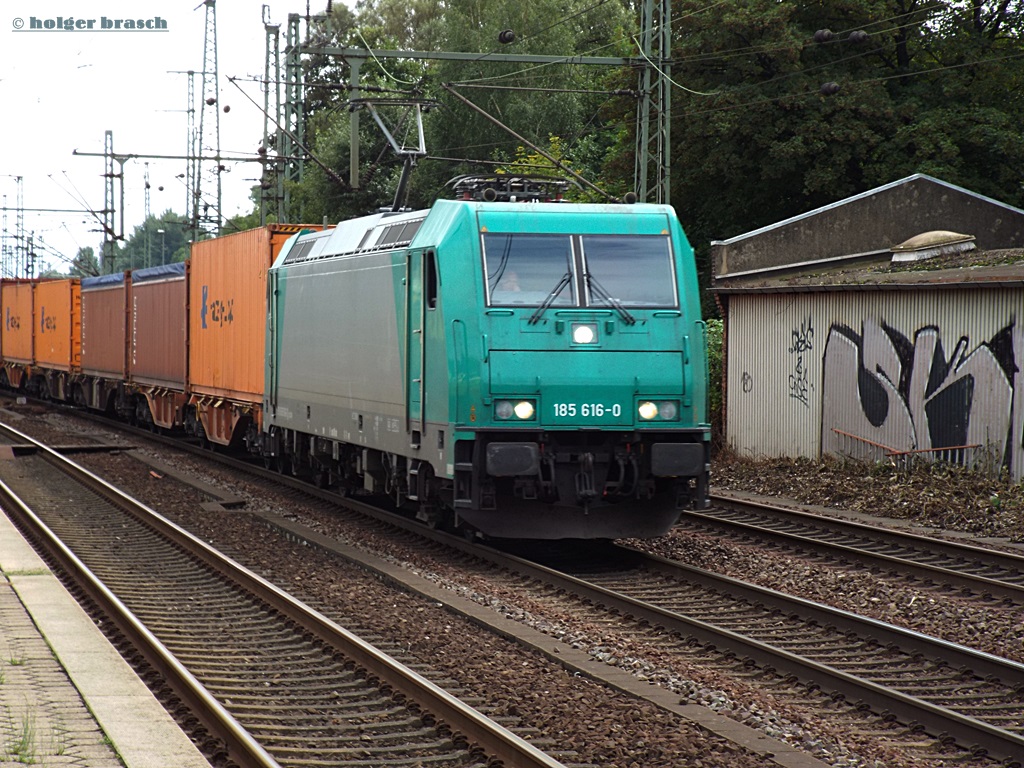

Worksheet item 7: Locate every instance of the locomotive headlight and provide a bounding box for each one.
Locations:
[495,399,537,421]
[571,323,598,345]
[638,400,681,421]
[513,400,535,419]
[638,401,659,420]
[659,400,678,420]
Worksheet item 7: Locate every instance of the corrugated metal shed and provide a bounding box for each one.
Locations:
[713,175,1024,479]
[725,288,1024,476]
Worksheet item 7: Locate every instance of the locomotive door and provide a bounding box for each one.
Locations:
[405,249,425,446]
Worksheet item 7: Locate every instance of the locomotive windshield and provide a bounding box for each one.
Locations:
[483,232,677,308]
[484,233,577,307]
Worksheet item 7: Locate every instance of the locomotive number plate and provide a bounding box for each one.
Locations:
[551,402,624,418]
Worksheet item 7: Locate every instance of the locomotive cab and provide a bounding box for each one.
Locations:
[444,202,710,538]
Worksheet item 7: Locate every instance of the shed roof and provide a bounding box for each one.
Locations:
[711,174,1024,294]
[712,247,1024,294]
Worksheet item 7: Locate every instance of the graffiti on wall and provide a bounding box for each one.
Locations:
[789,316,814,407]
[821,317,1018,468]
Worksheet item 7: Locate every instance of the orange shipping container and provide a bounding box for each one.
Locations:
[33,278,81,371]
[1,280,35,365]
[189,225,320,404]
[81,273,128,378]
[130,262,187,389]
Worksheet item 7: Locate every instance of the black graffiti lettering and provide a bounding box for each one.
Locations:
[789,355,809,406]
[821,318,1015,468]
[789,316,814,354]
[788,315,813,407]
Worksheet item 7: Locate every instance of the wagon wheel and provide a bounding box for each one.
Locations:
[414,464,444,529]
[313,467,332,488]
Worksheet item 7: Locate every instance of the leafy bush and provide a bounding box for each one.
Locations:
[705,318,724,451]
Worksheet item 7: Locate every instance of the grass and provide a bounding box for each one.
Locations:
[2,707,38,764]
[1,705,72,763]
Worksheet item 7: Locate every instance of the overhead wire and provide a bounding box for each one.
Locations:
[679,46,1024,120]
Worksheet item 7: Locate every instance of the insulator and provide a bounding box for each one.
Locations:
[848,30,869,44]
[498,29,515,44]
[814,29,834,43]
[820,81,841,96]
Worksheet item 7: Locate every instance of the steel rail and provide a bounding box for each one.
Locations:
[477,541,1024,765]
[697,493,1024,602]
[0,420,568,768]
[37,409,1024,764]
[0,445,281,768]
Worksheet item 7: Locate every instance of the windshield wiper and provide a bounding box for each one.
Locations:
[585,272,636,325]
[528,271,572,325]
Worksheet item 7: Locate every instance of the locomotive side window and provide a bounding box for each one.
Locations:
[483,233,576,307]
[581,235,677,308]
[425,251,438,309]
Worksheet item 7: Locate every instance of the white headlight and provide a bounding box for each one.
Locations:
[638,401,658,420]
[572,323,597,344]
[659,401,678,420]
[514,400,535,419]
[495,400,514,419]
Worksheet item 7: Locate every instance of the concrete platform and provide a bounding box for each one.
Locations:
[0,511,210,767]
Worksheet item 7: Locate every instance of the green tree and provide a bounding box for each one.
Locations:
[111,211,190,272]
[662,0,1024,304]
[70,247,100,277]
[291,0,638,219]
[705,318,724,451]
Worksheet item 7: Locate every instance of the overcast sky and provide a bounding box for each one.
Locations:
[1,0,351,275]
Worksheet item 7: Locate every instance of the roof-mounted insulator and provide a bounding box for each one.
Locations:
[447,174,572,203]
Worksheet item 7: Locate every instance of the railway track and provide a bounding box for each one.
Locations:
[0,421,572,768]
[520,541,1024,765]
[680,493,1024,605]
[223,491,1024,765]
[131,445,1024,768]
[14,405,1024,766]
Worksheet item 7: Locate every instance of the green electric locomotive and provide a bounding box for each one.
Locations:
[261,180,710,539]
